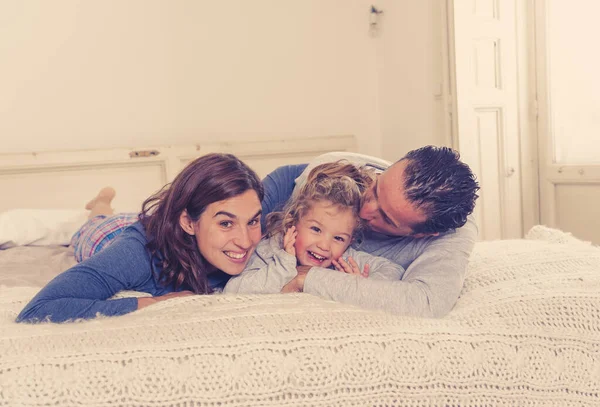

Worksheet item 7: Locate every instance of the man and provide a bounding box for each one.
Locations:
[260,146,480,318]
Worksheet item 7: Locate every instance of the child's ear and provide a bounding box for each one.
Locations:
[179,210,196,236]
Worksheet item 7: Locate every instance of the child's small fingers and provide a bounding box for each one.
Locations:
[337,258,352,273]
[361,263,370,277]
[344,258,361,275]
[284,228,296,244]
[345,257,361,275]
[335,259,347,273]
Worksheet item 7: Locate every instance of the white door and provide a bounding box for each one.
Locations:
[450,0,523,240]
[535,0,600,245]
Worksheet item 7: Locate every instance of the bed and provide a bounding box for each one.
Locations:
[1,225,599,406]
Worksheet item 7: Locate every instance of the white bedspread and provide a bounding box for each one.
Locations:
[1,226,599,406]
[0,245,76,288]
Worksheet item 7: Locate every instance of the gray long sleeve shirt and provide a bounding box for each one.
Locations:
[234,152,477,317]
[298,152,477,317]
[224,234,404,295]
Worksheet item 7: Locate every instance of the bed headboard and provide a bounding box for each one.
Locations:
[0,135,356,213]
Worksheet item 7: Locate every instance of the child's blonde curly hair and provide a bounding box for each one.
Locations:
[265,161,373,240]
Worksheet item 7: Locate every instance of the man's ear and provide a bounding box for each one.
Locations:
[179,210,196,236]
[412,232,439,239]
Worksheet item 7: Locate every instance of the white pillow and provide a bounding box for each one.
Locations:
[0,209,88,249]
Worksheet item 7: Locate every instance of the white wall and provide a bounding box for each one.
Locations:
[376,0,447,162]
[0,0,445,159]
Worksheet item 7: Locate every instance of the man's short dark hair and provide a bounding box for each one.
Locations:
[400,146,479,234]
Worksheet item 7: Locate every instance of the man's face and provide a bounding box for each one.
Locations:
[359,160,430,237]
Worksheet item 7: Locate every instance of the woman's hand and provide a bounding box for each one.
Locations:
[283,226,298,256]
[332,257,370,278]
[137,290,195,310]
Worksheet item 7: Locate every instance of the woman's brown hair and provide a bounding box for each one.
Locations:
[139,153,263,294]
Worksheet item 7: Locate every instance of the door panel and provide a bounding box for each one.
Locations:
[452,0,523,240]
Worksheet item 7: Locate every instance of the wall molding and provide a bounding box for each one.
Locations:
[0,135,357,213]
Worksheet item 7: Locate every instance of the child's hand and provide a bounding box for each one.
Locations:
[332,257,370,278]
[283,226,297,256]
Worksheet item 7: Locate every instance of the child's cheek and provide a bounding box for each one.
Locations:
[294,234,306,252]
[335,243,352,260]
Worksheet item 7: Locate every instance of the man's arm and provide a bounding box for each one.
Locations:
[261,164,307,231]
[292,217,477,317]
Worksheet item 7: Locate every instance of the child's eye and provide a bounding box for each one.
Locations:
[334,236,346,243]
[220,221,233,228]
[310,226,321,233]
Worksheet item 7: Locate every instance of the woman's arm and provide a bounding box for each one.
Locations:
[16,230,154,323]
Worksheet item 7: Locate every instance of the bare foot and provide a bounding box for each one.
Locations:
[85,187,116,218]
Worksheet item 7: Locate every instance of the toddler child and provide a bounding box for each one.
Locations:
[224,161,404,294]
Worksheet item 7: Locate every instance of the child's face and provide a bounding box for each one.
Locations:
[294,200,355,268]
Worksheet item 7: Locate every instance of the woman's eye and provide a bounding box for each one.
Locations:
[220,221,233,228]
[248,218,260,226]
[334,236,345,243]
[310,226,321,233]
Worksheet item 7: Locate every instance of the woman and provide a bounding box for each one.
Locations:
[16,153,264,323]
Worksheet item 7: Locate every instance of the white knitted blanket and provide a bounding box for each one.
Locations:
[1,226,599,406]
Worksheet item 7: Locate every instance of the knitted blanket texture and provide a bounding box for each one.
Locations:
[1,226,599,406]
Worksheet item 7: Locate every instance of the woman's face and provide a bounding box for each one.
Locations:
[185,190,262,275]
